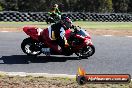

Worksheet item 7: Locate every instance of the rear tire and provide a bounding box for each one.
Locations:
[21,37,41,56]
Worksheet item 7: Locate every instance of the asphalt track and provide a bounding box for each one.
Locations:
[0,32,132,75]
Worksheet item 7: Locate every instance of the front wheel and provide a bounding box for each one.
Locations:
[21,38,42,56]
[85,45,95,57]
[75,45,95,58]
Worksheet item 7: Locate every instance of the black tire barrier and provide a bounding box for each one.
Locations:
[0,11,132,22]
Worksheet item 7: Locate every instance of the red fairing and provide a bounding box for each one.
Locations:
[71,34,93,51]
[41,28,61,54]
[23,26,39,40]
[65,29,72,39]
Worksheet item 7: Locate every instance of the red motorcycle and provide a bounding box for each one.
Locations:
[21,25,95,59]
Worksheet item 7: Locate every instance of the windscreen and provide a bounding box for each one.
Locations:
[76,29,89,37]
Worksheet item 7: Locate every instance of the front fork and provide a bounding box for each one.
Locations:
[75,39,93,58]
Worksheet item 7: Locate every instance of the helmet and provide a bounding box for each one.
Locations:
[54,4,58,8]
[61,17,72,29]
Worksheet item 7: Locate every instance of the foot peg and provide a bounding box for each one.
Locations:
[41,48,50,56]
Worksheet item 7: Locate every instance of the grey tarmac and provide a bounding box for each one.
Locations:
[0,32,132,76]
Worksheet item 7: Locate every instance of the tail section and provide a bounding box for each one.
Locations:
[23,26,39,40]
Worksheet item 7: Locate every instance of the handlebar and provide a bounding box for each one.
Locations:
[71,25,81,33]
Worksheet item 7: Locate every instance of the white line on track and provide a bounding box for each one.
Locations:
[102,35,113,37]
[0,71,76,78]
[126,36,132,38]
[1,31,9,32]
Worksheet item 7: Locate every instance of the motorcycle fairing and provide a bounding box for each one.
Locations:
[23,26,39,40]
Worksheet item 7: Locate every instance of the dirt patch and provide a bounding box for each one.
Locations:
[88,29,132,36]
[0,76,131,88]
[0,27,132,36]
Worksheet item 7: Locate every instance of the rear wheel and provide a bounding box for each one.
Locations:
[21,38,41,56]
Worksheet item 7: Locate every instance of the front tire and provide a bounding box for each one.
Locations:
[21,38,41,56]
[75,45,95,58]
[86,45,95,57]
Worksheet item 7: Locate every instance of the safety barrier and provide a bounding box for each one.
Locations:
[0,11,132,22]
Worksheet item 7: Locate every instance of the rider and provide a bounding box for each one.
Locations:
[47,16,73,53]
[48,4,61,18]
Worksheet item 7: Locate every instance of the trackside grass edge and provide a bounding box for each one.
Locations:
[0,21,132,30]
[0,74,131,88]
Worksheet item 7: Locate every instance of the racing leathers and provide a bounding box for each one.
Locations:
[47,22,69,53]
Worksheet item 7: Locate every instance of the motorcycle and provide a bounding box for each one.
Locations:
[21,25,95,59]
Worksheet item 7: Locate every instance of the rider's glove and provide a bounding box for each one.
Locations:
[70,25,75,29]
[64,43,69,48]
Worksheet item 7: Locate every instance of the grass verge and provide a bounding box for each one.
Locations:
[0,21,131,30]
[74,21,132,30]
[0,75,131,88]
[0,22,132,36]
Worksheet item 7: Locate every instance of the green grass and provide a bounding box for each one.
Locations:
[0,21,132,30]
[74,21,132,30]
[0,22,49,28]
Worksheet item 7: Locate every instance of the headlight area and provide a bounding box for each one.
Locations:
[84,39,92,45]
